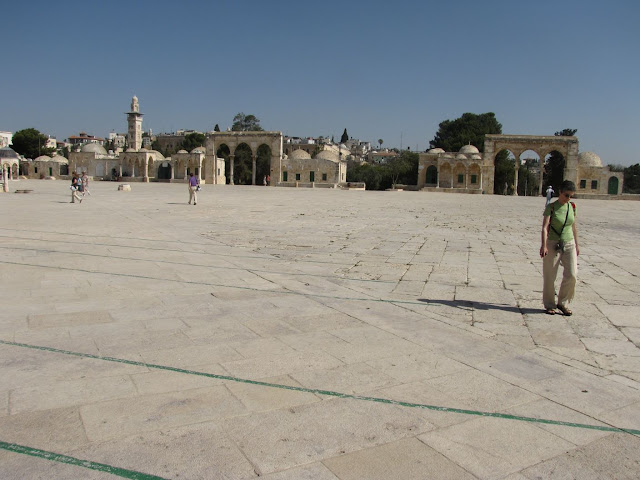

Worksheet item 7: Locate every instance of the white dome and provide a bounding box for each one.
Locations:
[459,144,479,154]
[190,147,205,154]
[81,143,108,154]
[34,155,52,162]
[177,149,188,154]
[427,148,445,154]
[470,154,482,161]
[289,149,311,160]
[315,150,339,162]
[578,151,602,168]
[149,150,165,160]
[456,154,467,161]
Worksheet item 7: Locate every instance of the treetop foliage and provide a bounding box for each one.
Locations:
[232,113,263,131]
[554,128,578,137]
[340,128,349,144]
[180,132,206,152]
[11,128,55,159]
[429,112,502,152]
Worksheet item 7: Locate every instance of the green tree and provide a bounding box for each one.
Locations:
[429,112,502,152]
[214,124,220,132]
[378,139,383,149]
[11,128,55,159]
[180,132,206,151]
[554,128,577,137]
[388,150,419,186]
[340,128,349,144]
[623,163,640,194]
[232,113,263,131]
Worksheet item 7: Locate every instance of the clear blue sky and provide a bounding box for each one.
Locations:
[3,0,639,165]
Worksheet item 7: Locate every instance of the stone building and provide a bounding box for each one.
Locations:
[418,145,484,193]
[418,134,623,196]
[280,148,347,187]
[29,154,69,178]
[576,151,623,196]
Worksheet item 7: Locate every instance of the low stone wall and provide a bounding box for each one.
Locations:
[420,187,484,194]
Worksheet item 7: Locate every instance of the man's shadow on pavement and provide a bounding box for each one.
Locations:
[418,298,540,315]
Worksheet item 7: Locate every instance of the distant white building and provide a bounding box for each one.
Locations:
[0,131,12,147]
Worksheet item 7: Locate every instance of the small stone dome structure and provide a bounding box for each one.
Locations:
[456,154,467,161]
[459,144,480,154]
[190,147,205,154]
[177,149,188,154]
[315,150,339,162]
[149,150,165,160]
[50,155,68,163]
[81,143,108,154]
[289,149,311,160]
[139,148,149,152]
[34,155,52,162]
[427,148,445,154]
[578,151,602,168]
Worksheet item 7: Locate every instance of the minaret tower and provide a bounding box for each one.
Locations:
[126,95,144,151]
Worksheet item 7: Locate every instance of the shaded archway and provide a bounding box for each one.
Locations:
[544,150,565,194]
[493,149,515,194]
[518,150,541,196]
[157,162,172,180]
[256,144,272,184]
[426,165,438,185]
[233,143,253,185]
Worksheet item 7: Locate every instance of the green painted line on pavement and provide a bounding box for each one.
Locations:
[2,340,639,437]
[0,440,168,480]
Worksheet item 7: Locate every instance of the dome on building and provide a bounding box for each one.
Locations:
[149,150,165,160]
[81,143,108,154]
[190,147,205,154]
[289,149,311,160]
[0,147,19,159]
[427,148,445,154]
[459,144,479,154]
[139,147,149,152]
[315,150,339,162]
[470,154,482,161]
[177,149,188,154]
[34,155,52,162]
[578,151,602,168]
[456,154,468,161]
[50,154,68,164]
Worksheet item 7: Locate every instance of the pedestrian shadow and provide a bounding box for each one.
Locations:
[418,298,541,315]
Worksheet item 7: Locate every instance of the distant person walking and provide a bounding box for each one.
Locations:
[188,173,199,205]
[263,175,267,186]
[70,174,82,203]
[266,174,270,186]
[545,185,554,206]
[540,180,579,316]
[81,172,91,196]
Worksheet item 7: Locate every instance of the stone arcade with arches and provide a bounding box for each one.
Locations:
[418,134,623,196]
[205,131,283,186]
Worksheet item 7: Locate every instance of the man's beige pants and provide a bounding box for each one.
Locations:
[189,186,197,204]
[543,238,577,309]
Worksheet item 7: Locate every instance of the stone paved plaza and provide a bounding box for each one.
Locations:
[1,180,640,479]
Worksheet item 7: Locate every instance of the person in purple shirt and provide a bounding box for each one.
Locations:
[188,173,199,205]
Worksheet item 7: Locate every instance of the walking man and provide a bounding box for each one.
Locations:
[188,173,199,205]
[545,185,554,206]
